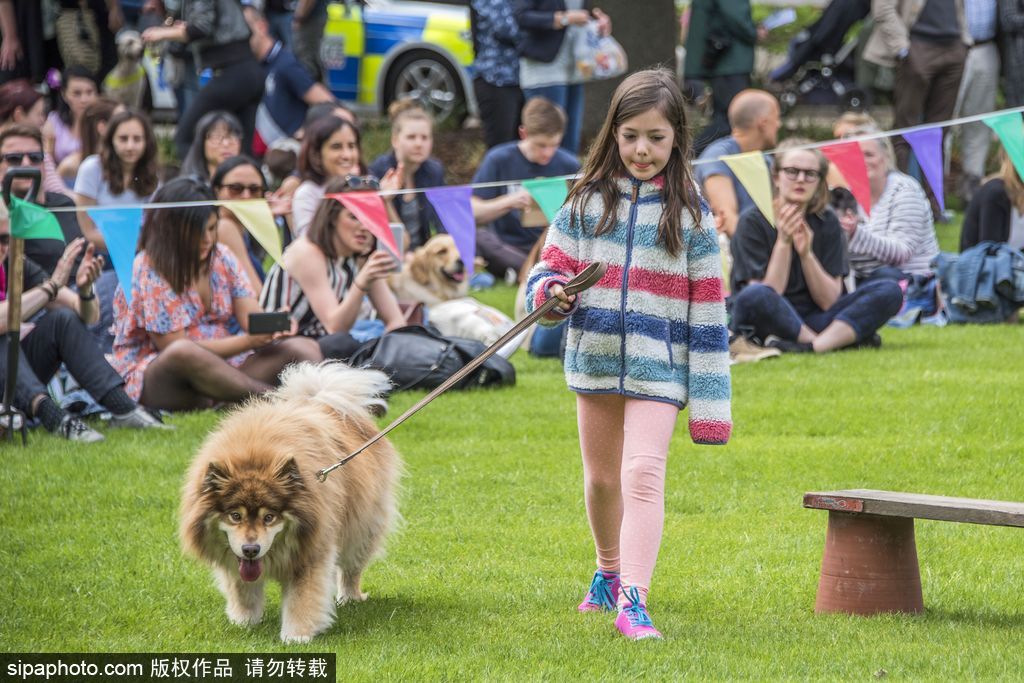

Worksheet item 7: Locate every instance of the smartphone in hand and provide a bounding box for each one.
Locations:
[248,311,290,334]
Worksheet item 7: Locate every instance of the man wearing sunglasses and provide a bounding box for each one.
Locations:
[0,125,86,277]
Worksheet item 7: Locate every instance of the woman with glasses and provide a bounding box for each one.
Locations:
[260,175,404,362]
[111,177,322,411]
[840,127,940,285]
[179,111,244,182]
[729,139,903,353]
[212,156,269,289]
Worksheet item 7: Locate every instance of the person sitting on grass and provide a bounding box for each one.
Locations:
[0,210,167,442]
[729,139,904,353]
[368,99,445,250]
[260,175,405,362]
[111,177,322,412]
[471,97,580,282]
[840,127,939,286]
[211,156,271,288]
[960,150,1024,252]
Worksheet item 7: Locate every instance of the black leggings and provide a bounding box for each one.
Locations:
[174,57,265,159]
[0,308,124,414]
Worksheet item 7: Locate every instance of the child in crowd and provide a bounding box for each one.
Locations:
[60,97,120,187]
[112,178,321,411]
[729,139,904,352]
[368,99,445,250]
[44,65,98,175]
[526,69,732,640]
[261,175,404,361]
[472,96,580,281]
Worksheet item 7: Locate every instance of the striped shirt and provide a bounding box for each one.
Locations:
[525,176,732,445]
[848,171,940,278]
[259,256,358,338]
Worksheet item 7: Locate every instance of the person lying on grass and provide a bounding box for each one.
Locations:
[728,139,903,353]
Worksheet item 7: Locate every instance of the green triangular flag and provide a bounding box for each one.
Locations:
[522,177,569,222]
[983,112,1024,183]
[9,197,65,241]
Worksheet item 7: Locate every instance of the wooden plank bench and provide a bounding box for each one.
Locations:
[803,489,1024,615]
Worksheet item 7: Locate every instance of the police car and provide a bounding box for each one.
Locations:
[322,1,476,124]
[123,0,477,124]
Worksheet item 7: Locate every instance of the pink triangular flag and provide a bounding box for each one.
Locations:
[821,141,871,215]
[902,126,945,212]
[326,191,399,255]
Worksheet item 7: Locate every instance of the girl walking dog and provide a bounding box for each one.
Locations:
[526,69,732,640]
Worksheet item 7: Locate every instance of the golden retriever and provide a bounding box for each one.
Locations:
[388,233,469,306]
[180,362,401,643]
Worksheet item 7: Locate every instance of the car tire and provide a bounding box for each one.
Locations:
[384,50,466,126]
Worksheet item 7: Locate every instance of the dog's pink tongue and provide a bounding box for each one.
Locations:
[239,558,263,582]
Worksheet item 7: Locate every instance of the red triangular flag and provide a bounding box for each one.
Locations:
[326,191,400,255]
[820,141,871,216]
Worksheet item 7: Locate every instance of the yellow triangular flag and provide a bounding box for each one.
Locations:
[721,152,775,228]
[219,199,283,264]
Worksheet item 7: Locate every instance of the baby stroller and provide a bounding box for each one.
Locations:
[768,0,871,113]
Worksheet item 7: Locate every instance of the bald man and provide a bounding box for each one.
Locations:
[694,89,781,241]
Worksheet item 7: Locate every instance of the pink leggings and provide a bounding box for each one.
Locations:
[577,393,679,605]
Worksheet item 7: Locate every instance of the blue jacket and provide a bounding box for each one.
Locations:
[935,242,1024,323]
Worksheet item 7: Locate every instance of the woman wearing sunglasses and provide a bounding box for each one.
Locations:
[729,139,903,353]
[212,156,270,290]
[260,175,405,361]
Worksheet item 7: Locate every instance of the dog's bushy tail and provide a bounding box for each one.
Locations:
[272,361,390,417]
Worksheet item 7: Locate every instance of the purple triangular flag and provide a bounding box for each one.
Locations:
[902,126,945,213]
[424,186,476,277]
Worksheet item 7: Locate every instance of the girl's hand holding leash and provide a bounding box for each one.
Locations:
[547,282,577,313]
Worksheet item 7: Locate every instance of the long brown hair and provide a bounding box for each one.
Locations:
[101,109,159,196]
[566,69,702,258]
[997,150,1024,213]
[772,138,830,215]
[305,176,366,261]
[79,97,119,159]
[298,116,364,185]
[138,177,218,294]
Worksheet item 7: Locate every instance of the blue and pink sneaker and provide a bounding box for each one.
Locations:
[615,586,662,640]
[577,570,620,612]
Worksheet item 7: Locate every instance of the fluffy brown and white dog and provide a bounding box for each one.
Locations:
[179,362,401,643]
[388,233,469,306]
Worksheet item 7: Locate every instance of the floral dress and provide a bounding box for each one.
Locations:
[112,244,256,400]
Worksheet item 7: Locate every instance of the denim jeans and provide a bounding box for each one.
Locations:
[730,281,904,343]
[522,83,584,154]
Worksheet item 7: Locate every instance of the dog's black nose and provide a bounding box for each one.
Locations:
[242,544,261,559]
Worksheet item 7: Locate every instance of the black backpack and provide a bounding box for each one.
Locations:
[348,325,516,392]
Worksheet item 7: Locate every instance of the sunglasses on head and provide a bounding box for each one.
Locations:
[343,174,380,191]
[2,152,45,165]
[217,182,263,197]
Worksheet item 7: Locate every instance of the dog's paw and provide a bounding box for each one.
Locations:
[280,629,314,644]
[336,590,369,605]
[225,606,263,627]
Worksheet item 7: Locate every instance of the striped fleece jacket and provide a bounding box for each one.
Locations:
[525,176,732,445]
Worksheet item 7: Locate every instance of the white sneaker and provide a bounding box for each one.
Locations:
[109,406,173,430]
[59,416,105,443]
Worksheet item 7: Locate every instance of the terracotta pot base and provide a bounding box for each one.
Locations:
[814,511,924,615]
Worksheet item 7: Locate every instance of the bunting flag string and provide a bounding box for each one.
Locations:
[820,141,872,215]
[902,127,946,213]
[326,191,399,255]
[521,177,570,222]
[9,197,64,241]
[219,199,283,265]
[424,186,476,276]
[721,152,775,227]
[86,206,142,303]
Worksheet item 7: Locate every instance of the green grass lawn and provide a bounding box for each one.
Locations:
[4,254,1024,678]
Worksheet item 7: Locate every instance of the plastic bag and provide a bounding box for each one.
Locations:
[570,21,627,83]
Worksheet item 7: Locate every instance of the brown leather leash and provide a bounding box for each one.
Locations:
[316,261,608,481]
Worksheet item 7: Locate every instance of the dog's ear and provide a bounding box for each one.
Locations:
[202,462,229,495]
[409,250,431,285]
[274,458,305,492]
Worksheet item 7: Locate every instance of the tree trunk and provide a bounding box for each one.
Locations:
[581,0,678,151]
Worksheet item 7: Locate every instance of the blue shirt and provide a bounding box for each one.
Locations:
[472,141,580,251]
[964,0,996,42]
[694,136,757,216]
[255,42,317,146]
[470,0,520,87]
